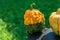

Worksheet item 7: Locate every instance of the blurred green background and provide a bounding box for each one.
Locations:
[0,0,60,40]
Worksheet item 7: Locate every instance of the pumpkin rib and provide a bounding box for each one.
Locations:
[59,17,60,35]
[49,12,56,27]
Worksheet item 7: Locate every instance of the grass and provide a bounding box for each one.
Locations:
[0,0,60,40]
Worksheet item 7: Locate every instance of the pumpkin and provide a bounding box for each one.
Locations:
[24,3,45,34]
[49,8,60,35]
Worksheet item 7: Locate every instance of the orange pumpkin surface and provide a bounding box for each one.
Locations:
[24,9,45,25]
[49,8,60,35]
[24,3,45,34]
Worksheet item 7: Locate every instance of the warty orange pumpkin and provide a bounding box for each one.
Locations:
[24,3,45,34]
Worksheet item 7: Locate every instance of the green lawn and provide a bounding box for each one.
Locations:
[0,0,60,40]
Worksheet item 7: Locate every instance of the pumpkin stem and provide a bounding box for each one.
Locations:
[30,3,36,10]
[56,8,60,14]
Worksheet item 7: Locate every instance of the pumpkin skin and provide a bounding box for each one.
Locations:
[24,9,45,25]
[24,9,45,34]
[49,8,60,35]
